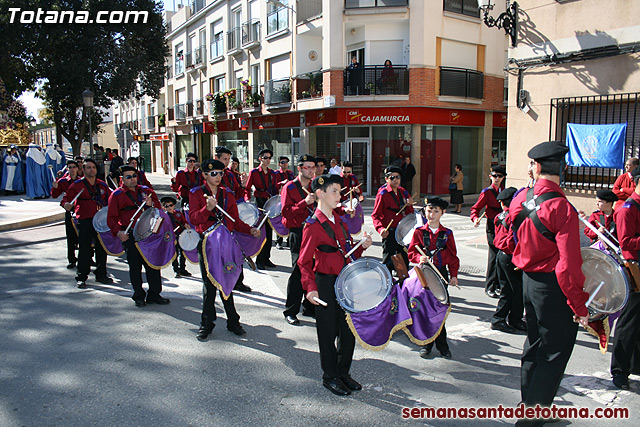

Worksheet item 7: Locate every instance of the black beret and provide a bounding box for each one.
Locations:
[527,141,569,161]
[231,156,239,163]
[186,152,198,161]
[385,165,402,176]
[297,154,316,164]
[425,196,449,210]
[127,156,138,164]
[119,165,136,174]
[160,196,177,205]
[258,148,273,158]
[497,187,518,202]
[631,166,640,180]
[202,159,225,172]
[311,173,342,192]
[596,189,618,203]
[215,146,232,156]
[66,160,79,167]
[279,156,290,162]
[491,166,507,176]
[315,157,327,165]
[342,161,353,168]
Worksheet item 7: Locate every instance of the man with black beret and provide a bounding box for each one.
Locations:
[52,159,81,269]
[581,189,618,245]
[314,157,327,178]
[509,141,589,418]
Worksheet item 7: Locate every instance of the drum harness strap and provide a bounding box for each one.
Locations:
[312,215,353,265]
[388,189,405,214]
[185,170,202,189]
[497,210,509,229]
[123,187,145,211]
[294,179,315,216]
[81,178,107,208]
[484,187,502,217]
[256,168,274,199]
[422,229,448,267]
[512,187,562,242]
[223,170,236,192]
[591,212,616,244]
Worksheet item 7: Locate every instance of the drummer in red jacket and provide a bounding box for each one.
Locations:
[107,165,167,307]
[407,196,459,360]
[299,173,373,396]
[170,152,203,208]
[582,189,618,245]
[52,159,80,269]
[161,196,191,278]
[189,159,260,341]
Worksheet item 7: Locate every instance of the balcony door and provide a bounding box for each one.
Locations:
[347,138,370,195]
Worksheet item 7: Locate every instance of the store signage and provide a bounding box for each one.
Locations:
[337,107,485,127]
[149,134,169,141]
[346,109,411,124]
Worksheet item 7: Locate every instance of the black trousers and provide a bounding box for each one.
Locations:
[315,273,355,380]
[611,292,640,378]
[65,211,78,264]
[423,267,450,353]
[172,247,186,273]
[485,218,500,293]
[255,197,272,264]
[123,237,162,302]
[382,228,409,275]
[76,218,107,282]
[521,271,578,407]
[493,251,524,325]
[198,238,240,329]
[283,227,314,317]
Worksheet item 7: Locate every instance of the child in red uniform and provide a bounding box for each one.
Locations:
[161,196,192,278]
[582,189,618,245]
[408,196,459,359]
[299,174,373,396]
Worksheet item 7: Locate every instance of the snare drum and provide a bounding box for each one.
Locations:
[237,201,260,227]
[334,257,393,312]
[341,197,359,210]
[581,247,630,321]
[395,211,426,247]
[92,207,110,233]
[178,228,200,252]
[263,195,282,218]
[133,208,163,241]
[414,264,450,305]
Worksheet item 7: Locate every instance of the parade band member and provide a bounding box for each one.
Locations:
[62,158,112,289]
[612,157,639,210]
[407,196,458,359]
[107,165,169,307]
[314,157,327,178]
[583,189,617,245]
[610,166,640,390]
[340,161,363,203]
[246,149,277,270]
[470,166,506,298]
[275,156,295,250]
[52,160,80,269]
[171,152,202,209]
[281,154,318,325]
[299,173,373,396]
[161,196,191,278]
[126,157,154,189]
[510,141,589,418]
[491,187,526,334]
[189,159,260,340]
[372,165,414,276]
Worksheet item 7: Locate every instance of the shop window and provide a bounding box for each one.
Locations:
[371,125,411,190]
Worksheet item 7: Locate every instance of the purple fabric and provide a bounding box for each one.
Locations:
[269,215,289,237]
[340,203,364,235]
[233,226,266,258]
[400,268,450,345]
[97,231,124,256]
[347,285,412,350]
[204,224,244,300]
[136,210,176,269]
[184,247,199,264]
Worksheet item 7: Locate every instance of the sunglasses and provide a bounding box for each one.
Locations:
[491,174,504,178]
[279,160,288,164]
[163,204,175,208]
[123,174,138,179]
[207,171,224,177]
[300,166,313,170]
[187,159,196,163]
[386,175,401,180]
[261,156,272,160]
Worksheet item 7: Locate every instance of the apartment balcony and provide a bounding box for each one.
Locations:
[194,98,206,116]
[343,65,409,96]
[190,0,205,15]
[298,0,322,23]
[295,72,323,100]
[264,78,291,106]
[267,7,288,36]
[186,46,206,70]
[166,66,173,80]
[167,107,174,121]
[174,58,184,76]
[227,27,242,54]
[147,115,156,132]
[439,67,484,99]
[242,20,261,48]
[345,0,408,8]
[185,101,194,118]
[210,37,224,62]
[174,104,186,120]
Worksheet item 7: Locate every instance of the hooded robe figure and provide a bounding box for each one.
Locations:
[26,144,49,198]
[44,143,63,194]
[1,146,25,193]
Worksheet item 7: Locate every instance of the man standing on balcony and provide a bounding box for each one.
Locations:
[346,56,363,96]
[171,152,203,210]
[246,149,277,270]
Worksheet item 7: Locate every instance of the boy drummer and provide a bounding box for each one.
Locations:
[299,174,373,396]
[407,196,459,359]
[161,196,192,278]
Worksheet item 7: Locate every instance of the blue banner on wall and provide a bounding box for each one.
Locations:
[566,123,627,169]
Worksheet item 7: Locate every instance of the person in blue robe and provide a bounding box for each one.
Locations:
[1,145,25,194]
[25,144,49,199]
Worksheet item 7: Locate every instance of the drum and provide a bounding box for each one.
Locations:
[395,211,426,247]
[414,264,450,305]
[178,228,200,252]
[92,207,110,233]
[334,257,393,312]
[581,247,630,321]
[237,201,260,227]
[341,197,359,210]
[203,223,245,299]
[263,195,282,218]
[133,207,163,241]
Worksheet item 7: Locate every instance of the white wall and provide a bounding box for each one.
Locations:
[296,34,323,74]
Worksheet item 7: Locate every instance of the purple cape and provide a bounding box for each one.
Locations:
[340,204,365,236]
[269,215,290,238]
[135,210,177,269]
[97,231,125,256]
[203,224,244,300]
[233,226,266,258]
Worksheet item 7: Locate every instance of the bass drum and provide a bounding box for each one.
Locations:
[395,211,426,248]
[581,247,630,321]
[413,264,450,305]
[334,257,393,313]
[237,201,260,227]
[92,207,110,233]
[133,207,163,241]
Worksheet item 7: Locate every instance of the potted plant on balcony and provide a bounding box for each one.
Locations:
[205,92,214,102]
[240,78,251,96]
[158,113,165,128]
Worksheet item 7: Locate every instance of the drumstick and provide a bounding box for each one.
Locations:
[256,213,269,230]
[341,183,362,192]
[70,188,85,204]
[382,219,395,234]
[579,216,621,256]
[48,165,56,182]
[416,246,460,289]
[396,193,417,217]
[585,281,605,308]
[302,186,311,195]
[344,235,368,259]
[204,195,236,222]
[124,202,146,234]
[313,296,328,307]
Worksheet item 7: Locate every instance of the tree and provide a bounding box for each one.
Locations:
[0,0,168,156]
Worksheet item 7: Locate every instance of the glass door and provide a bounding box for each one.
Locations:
[347,138,370,195]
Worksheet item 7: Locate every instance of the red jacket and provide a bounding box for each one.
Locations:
[493,209,516,255]
[61,178,111,220]
[222,169,245,201]
[171,168,203,200]
[188,184,251,234]
[275,168,295,192]
[613,192,640,261]
[298,209,364,293]
[246,166,277,200]
[470,183,504,222]
[341,174,362,202]
[583,210,616,243]
[612,172,633,209]
[407,224,459,277]
[281,177,315,230]
[107,185,161,236]
[371,184,414,233]
[167,210,189,234]
[51,175,77,199]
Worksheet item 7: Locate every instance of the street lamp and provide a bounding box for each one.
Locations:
[477,0,519,48]
[82,88,94,159]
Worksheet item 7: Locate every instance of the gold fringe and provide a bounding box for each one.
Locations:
[242,232,267,258]
[268,218,289,238]
[96,233,124,257]
[402,304,452,346]
[135,241,177,271]
[584,318,611,354]
[346,312,414,351]
[202,227,234,300]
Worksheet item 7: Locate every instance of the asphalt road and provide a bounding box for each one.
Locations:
[0,176,636,426]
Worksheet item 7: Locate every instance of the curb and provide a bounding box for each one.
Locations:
[0,212,66,232]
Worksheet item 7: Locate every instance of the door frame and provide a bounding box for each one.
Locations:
[346,137,371,196]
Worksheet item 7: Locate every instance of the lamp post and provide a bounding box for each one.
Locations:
[82,89,94,159]
[477,0,519,48]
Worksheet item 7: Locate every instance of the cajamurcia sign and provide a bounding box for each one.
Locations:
[347,110,410,124]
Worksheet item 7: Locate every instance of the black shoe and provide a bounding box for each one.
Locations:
[175,271,182,278]
[95,275,114,284]
[234,283,252,292]
[67,262,76,269]
[276,243,283,250]
[509,320,527,332]
[323,378,351,396]
[491,321,518,334]
[264,260,277,268]
[180,270,192,277]
[146,296,170,305]
[197,324,215,340]
[76,281,87,289]
[612,374,630,390]
[285,315,300,325]
[256,263,266,270]
[419,346,432,359]
[134,300,146,307]
[301,307,316,318]
[439,349,452,359]
[485,289,499,299]
[341,375,362,391]
[227,324,246,336]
